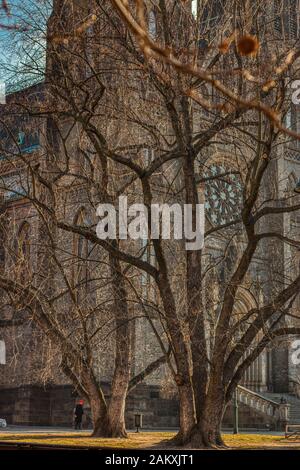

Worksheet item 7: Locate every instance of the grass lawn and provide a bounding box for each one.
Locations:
[0,431,174,449]
[0,432,300,449]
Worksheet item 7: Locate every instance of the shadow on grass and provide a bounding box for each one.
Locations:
[0,431,177,450]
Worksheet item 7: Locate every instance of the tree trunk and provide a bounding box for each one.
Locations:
[90,393,110,438]
[92,408,127,438]
[106,332,129,438]
[90,384,127,437]
[188,391,226,449]
[89,382,127,438]
[190,418,224,448]
[90,388,127,438]
[169,383,196,445]
[81,374,114,438]
[106,387,127,438]
[99,252,131,438]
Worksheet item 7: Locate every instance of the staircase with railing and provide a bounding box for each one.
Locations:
[263,392,300,424]
[236,385,290,430]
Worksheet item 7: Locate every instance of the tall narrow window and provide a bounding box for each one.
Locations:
[148,11,156,39]
[141,240,157,299]
[274,0,282,34]
[0,340,5,365]
[46,117,60,157]
[17,222,31,282]
[73,209,92,301]
[0,226,5,270]
[285,106,298,134]
[141,148,154,166]
[288,0,298,39]
[274,0,299,39]
[286,109,292,129]
[192,0,198,18]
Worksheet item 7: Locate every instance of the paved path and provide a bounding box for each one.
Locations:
[0,425,285,436]
[0,426,91,434]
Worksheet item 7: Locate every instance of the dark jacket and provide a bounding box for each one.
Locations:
[75,404,84,417]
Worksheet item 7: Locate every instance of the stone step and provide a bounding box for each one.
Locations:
[262,392,300,424]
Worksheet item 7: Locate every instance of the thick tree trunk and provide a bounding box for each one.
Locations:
[100,252,131,438]
[90,394,110,438]
[80,373,113,438]
[169,384,196,445]
[89,382,127,438]
[186,390,226,449]
[92,408,127,438]
[90,384,127,437]
[106,338,129,438]
[106,389,127,438]
[190,418,224,449]
[153,251,197,444]
[90,387,127,438]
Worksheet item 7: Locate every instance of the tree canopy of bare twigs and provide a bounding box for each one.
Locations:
[0,0,299,448]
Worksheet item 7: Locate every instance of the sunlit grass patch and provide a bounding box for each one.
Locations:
[0,431,300,449]
[224,434,284,449]
[0,432,175,449]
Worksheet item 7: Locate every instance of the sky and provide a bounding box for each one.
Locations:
[0,0,51,92]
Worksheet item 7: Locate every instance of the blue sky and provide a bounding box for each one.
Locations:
[0,0,51,91]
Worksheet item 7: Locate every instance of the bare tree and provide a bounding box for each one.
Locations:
[0,0,299,449]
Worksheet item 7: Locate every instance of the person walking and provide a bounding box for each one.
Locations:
[74,399,84,430]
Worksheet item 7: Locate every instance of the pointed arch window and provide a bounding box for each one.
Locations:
[192,0,198,18]
[285,109,292,129]
[286,0,298,39]
[0,225,5,269]
[17,222,31,281]
[274,0,299,39]
[148,10,157,39]
[0,340,5,365]
[19,222,30,258]
[73,209,93,299]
